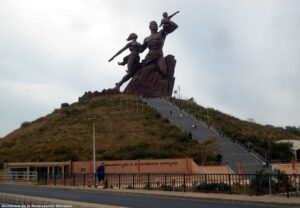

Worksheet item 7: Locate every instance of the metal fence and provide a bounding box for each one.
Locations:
[0,172,37,183]
[36,173,300,197]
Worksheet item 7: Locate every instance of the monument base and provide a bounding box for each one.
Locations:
[78,88,120,102]
[124,55,176,98]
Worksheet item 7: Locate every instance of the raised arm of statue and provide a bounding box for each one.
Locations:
[108,43,130,62]
[168,11,179,19]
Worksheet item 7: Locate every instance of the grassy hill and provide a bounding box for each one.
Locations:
[168,97,299,162]
[1,95,298,168]
[0,95,220,168]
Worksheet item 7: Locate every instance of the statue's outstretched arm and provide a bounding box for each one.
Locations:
[168,11,179,19]
[108,43,130,62]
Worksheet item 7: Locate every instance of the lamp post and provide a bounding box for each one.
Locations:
[88,117,96,187]
[173,90,177,99]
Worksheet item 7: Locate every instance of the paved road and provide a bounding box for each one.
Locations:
[144,98,263,174]
[0,184,288,208]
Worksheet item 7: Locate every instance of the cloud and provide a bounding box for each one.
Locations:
[0,0,299,137]
[173,0,300,127]
[0,79,79,137]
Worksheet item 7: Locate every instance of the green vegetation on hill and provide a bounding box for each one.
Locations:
[0,95,220,167]
[285,126,300,137]
[168,97,298,162]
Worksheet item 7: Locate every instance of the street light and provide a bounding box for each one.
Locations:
[88,117,96,187]
[173,90,177,99]
[177,86,181,99]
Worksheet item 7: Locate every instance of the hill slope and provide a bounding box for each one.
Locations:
[0,95,219,168]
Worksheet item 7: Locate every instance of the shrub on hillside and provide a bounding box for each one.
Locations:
[215,154,223,163]
[285,126,300,137]
[20,121,30,128]
[269,142,293,161]
[176,131,192,143]
[61,103,69,108]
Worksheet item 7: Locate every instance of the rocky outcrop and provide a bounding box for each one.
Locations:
[124,55,176,97]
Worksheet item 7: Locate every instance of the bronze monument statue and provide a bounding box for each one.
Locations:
[79,11,179,101]
[123,11,179,97]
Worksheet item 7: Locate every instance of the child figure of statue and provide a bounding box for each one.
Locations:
[159,11,180,31]
[108,33,142,90]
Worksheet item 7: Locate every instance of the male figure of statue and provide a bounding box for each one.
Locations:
[140,16,178,75]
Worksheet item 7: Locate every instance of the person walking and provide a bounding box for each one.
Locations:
[97,162,105,187]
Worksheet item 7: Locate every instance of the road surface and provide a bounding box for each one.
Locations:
[0,184,288,208]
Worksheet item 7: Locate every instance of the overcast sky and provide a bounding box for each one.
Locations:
[0,0,299,137]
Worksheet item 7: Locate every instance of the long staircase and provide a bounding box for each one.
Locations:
[144,98,264,174]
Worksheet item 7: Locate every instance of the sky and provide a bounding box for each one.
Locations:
[0,0,299,137]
